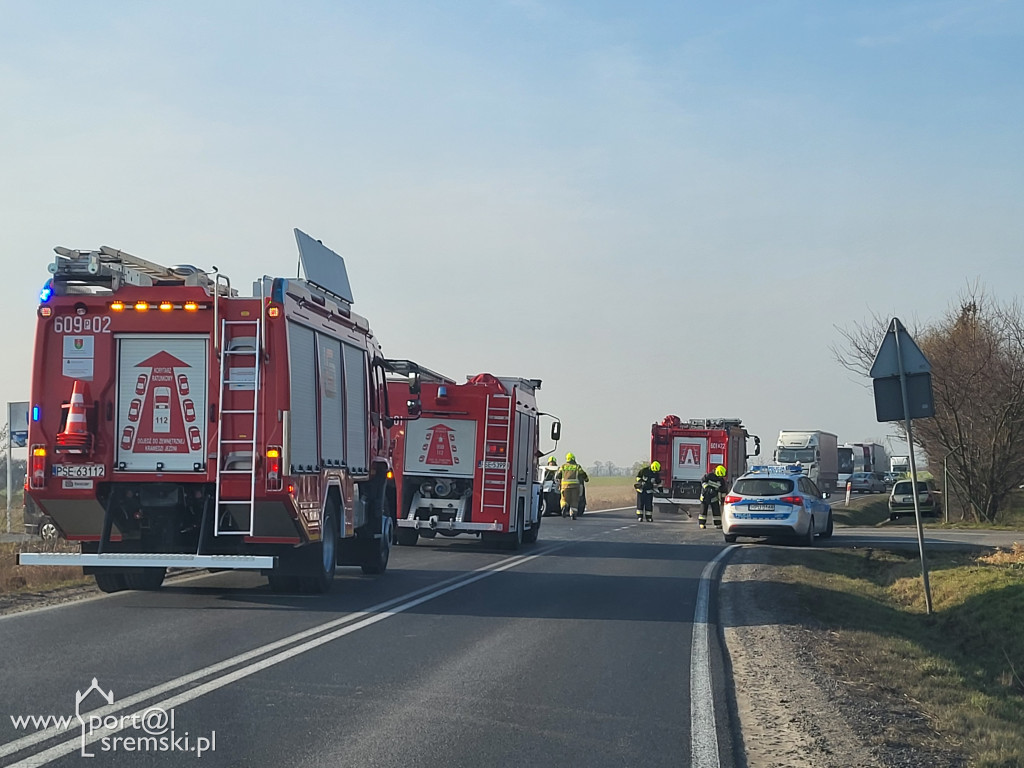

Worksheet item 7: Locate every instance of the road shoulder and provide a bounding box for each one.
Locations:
[719,547,882,768]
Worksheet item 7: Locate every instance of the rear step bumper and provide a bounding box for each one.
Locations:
[18,553,276,569]
[398,519,502,531]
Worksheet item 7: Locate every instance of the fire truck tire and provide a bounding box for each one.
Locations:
[502,509,524,551]
[94,573,127,593]
[360,515,392,575]
[124,568,166,591]
[396,528,419,546]
[300,501,338,594]
[522,512,540,544]
[267,574,300,593]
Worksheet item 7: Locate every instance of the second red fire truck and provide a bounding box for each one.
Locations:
[386,361,559,549]
[650,416,760,515]
[21,230,395,594]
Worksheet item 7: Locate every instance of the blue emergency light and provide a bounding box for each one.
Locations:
[39,281,54,303]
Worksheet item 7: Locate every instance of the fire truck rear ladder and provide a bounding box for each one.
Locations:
[214,319,261,537]
[480,393,513,523]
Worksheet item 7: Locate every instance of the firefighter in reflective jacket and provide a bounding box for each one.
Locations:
[556,452,589,520]
[699,465,728,529]
[634,461,662,522]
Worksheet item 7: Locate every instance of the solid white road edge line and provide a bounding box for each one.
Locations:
[689,544,737,768]
[0,549,544,763]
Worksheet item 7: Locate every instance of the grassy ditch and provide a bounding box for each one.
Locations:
[831,493,892,527]
[769,545,1024,767]
[0,540,89,595]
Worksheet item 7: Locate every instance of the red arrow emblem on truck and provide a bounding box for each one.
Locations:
[128,352,192,454]
[419,423,459,466]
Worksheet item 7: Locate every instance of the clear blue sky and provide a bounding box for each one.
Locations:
[2,0,1021,465]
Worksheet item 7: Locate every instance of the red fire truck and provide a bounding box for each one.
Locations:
[385,361,558,548]
[20,230,395,594]
[650,416,760,514]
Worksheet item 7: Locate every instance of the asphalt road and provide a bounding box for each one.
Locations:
[0,509,739,768]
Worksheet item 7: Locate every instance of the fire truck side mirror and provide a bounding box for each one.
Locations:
[550,421,561,441]
[406,399,422,418]
[409,373,421,396]
[749,435,761,457]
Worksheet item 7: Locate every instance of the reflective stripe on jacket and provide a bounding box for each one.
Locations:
[558,462,588,488]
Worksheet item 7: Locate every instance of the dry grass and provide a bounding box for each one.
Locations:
[0,540,89,594]
[770,547,1024,767]
[978,542,1024,567]
[584,477,636,510]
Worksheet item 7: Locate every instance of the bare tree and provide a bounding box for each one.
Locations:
[835,288,1024,522]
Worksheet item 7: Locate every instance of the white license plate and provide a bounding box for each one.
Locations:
[899,496,912,503]
[748,503,775,511]
[53,464,106,478]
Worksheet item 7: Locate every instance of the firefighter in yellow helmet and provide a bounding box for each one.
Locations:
[699,465,728,529]
[556,452,589,519]
[634,460,663,522]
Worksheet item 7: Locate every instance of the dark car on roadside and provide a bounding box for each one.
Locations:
[888,479,941,520]
[849,471,886,494]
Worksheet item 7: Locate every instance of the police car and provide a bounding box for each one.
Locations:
[722,464,833,545]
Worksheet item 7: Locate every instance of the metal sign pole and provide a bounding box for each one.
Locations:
[893,330,933,614]
[6,405,11,534]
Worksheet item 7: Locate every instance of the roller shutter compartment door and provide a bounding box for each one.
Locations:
[317,334,345,467]
[287,323,318,472]
[342,343,368,474]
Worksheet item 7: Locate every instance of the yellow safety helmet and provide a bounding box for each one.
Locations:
[651,461,661,472]
[715,465,726,477]
[566,452,575,462]
[547,456,558,465]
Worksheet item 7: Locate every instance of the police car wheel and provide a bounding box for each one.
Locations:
[820,513,834,539]
[724,534,737,543]
[800,520,815,547]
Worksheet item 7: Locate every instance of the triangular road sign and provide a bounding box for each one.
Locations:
[870,318,931,378]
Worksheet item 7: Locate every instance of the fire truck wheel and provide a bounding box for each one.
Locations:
[522,512,540,544]
[267,574,300,593]
[502,509,524,551]
[123,568,165,591]
[301,502,338,593]
[396,528,419,546]
[94,572,127,593]
[360,515,391,575]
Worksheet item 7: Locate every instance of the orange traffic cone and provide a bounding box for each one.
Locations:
[56,380,94,454]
